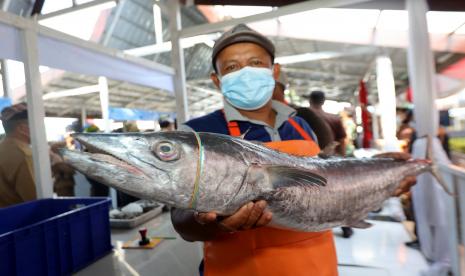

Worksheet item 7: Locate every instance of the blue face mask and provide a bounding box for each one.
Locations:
[220,66,276,110]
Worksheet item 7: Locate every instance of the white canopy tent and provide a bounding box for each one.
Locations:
[0,12,175,91]
[0,9,175,199]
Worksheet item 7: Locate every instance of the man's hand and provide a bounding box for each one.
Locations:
[373,152,417,196]
[194,200,273,233]
[393,175,417,196]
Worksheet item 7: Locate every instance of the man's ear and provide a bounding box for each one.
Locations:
[211,72,221,90]
[272,63,281,81]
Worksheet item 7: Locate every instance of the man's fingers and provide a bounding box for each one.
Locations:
[406,175,417,183]
[394,175,417,196]
[220,202,254,230]
[393,189,403,197]
[400,176,417,189]
[241,200,267,230]
[255,211,273,228]
[194,212,217,225]
[195,201,273,232]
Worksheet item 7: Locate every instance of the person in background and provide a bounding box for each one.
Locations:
[84,123,100,133]
[273,80,334,149]
[49,141,76,196]
[0,103,36,207]
[159,118,175,131]
[341,110,356,156]
[308,91,347,156]
[123,121,140,133]
[397,109,416,153]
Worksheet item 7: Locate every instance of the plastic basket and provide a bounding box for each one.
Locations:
[0,197,112,276]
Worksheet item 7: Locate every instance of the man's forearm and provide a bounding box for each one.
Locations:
[171,208,223,242]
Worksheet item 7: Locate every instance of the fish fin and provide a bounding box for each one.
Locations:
[420,135,454,196]
[430,165,455,196]
[348,220,372,229]
[425,135,433,160]
[265,165,327,188]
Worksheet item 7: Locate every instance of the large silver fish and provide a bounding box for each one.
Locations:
[61,131,446,232]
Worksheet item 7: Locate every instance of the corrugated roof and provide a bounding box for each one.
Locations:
[3,0,462,118]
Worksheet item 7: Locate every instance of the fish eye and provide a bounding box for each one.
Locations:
[153,141,180,161]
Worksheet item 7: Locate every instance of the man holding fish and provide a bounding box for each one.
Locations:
[171,24,416,276]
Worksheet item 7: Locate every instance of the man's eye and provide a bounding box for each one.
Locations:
[250,60,262,66]
[225,65,237,72]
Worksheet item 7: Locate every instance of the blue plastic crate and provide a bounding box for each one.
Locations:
[0,197,112,276]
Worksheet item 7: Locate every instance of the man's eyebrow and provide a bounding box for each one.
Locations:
[247,55,269,62]
[222,58,239,64]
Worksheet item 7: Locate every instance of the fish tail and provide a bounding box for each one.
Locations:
[430,165,454,196]
[419,135,454,196]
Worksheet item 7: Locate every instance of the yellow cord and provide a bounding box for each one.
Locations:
[189,131,204,209]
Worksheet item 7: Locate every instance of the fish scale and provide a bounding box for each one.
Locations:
[61,131,444,232]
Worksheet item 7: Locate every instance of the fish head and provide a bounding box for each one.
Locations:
[61,131,200,208]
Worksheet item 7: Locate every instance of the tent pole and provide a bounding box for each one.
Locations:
[168,0,189,124]
[21,26,53,198]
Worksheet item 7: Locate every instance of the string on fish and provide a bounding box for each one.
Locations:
[189,131,204,209]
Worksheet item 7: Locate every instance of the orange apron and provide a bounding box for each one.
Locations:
[204,118,338,276]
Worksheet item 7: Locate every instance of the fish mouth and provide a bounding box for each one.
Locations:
[74,137,146,176]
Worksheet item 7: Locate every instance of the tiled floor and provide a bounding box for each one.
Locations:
[334,221,429,276]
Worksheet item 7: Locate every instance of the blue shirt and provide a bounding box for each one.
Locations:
[181,100,317,143]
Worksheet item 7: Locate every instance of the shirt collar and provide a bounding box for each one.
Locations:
[223,100,296,129]
[4,137,32,156]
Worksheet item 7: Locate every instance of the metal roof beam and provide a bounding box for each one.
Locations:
[43,85,99,100]
[57,93,101,116]
[38,0,117,20]
[0,9,175,77]
[187,84,222,97]
[124,93,156,108]
[179,0,371,38]
[282,67,361,79]
[125,33,218,56]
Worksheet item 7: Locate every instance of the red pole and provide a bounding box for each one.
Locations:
[359,80,372,148]
[406,87,413,103]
